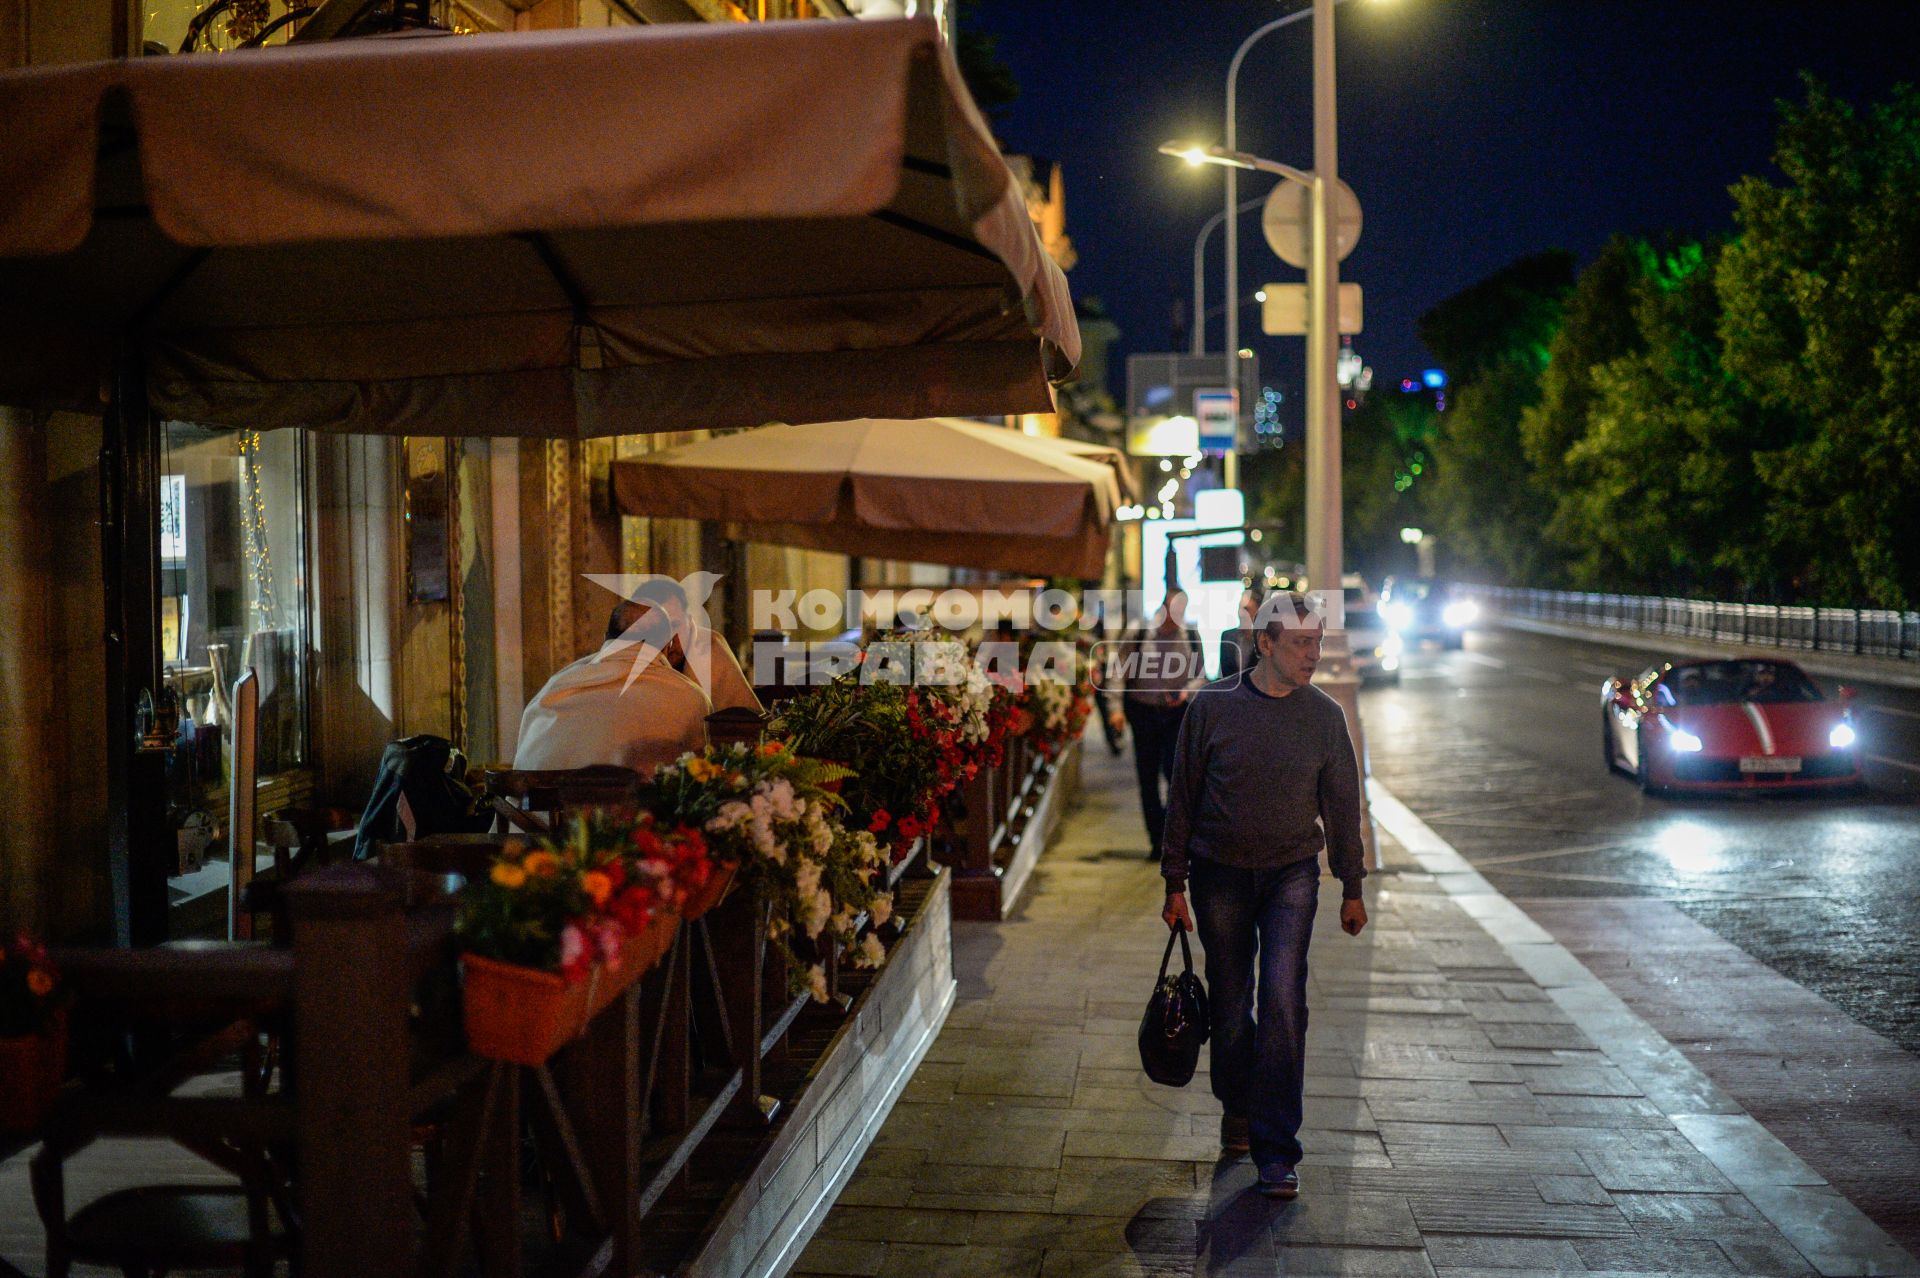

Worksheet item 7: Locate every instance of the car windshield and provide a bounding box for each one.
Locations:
[1393,581,1433,603]
[1663,661,1823,706]
[1343,587,1371,606]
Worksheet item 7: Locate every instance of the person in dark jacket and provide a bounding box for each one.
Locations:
[1160,590,1369,1200]
[1117,588,1204,858]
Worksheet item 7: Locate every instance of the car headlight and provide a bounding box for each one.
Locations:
[1382,633,1403,656]
[1830,722,1857,749]
[1670,728,1704,753]
[1442,600,1479,628]
[1383,602,1414,631]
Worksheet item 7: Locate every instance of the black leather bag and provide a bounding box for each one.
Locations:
[1138,925,1209,1087]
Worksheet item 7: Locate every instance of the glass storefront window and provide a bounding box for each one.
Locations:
[160,424,310,863]
[143,0,306,54]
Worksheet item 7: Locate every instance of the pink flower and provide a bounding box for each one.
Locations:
[560,923,587,969]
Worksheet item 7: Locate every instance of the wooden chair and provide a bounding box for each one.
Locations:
[705,705,769,748]
[31,947,298,1278]
[480,765,648,836]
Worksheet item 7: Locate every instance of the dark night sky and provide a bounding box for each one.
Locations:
[970,0,1920,422]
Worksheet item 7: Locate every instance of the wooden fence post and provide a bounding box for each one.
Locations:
[285,865,416,1277]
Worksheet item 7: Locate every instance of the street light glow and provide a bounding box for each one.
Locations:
[1181,146,1208,167]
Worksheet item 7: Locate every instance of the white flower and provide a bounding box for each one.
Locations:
[706,800,751,833]
[806,964,828,1003]
[794,858,822,899]
[869,892,893,928]
[855,933,886,969]
[803,887,833,939]
[829,905,857,936]
[765,778,799,821]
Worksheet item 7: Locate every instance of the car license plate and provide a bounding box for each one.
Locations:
[1740,756,1801,774]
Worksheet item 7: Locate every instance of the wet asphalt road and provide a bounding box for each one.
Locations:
[1359,624,1920,1052]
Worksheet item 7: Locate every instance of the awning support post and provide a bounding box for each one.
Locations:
[101,341,169,947]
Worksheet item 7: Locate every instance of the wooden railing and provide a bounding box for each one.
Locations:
[933,731,1075,921]
[36,836,931,1278]
[25,702,1063,1278]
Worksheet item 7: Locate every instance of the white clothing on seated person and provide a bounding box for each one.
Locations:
[512,628,762,777]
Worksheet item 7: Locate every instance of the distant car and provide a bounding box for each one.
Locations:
[1341,576,1402,683]
[1378,577,1477,650]
[1601,658,1862,794]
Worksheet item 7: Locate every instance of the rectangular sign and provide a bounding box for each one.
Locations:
[160,474,187,561]
[1260,282,1363,336]
[1194,389,1237,456]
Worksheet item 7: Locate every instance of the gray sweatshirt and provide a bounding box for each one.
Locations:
[1159,677,1366,900]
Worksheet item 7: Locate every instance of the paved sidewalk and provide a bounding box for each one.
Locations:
[788,740,1920,1278]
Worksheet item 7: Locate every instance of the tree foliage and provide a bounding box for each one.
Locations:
[953,0,1019,123]
[1415,252,1572,584]
[1411,80,1920,608]
[1718,79,1920,607]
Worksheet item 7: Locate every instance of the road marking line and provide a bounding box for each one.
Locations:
[1469,843,1628,866]
[1414,794,1605,822]
[1867,753,1920,775]
[1576,661,1621,677]
[1460,652,1506,669]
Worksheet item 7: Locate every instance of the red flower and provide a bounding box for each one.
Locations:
[869,809,893,832]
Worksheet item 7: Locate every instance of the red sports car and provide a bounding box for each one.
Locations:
[1601,658,1862,794]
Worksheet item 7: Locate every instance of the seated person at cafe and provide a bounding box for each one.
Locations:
[513,578,762,776]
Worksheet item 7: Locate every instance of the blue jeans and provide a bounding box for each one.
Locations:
[1189,855,1320,1173]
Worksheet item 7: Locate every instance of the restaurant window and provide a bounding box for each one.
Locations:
[141,0,304,53]
[160,423,311,873]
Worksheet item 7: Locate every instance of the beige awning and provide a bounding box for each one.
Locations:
[613,418,1129,579]
[0,19,1078,436]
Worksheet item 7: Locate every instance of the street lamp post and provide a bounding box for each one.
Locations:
[1223,7,1315,492]
[1307,0,1343,636]
[1190,196,1266,356]
[1161,0,1377,859]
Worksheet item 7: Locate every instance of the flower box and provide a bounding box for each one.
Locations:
[0,1009,67,1134]
[462,912,677,1067]
[678,861,738,923]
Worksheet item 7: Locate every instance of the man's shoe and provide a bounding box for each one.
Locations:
[1220,1114,1250,1154]
[1258,1167,1299,1200]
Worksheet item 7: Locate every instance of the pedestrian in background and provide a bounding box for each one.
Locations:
[1117,585,1204,859]
[1160,590,1369,1199]
[1217,584,1264,683]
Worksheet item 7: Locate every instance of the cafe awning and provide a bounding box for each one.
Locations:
[0,18,1078,436]
[613,418,1129,579]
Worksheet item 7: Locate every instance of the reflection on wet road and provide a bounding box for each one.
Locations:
[1361,625,1920,1050]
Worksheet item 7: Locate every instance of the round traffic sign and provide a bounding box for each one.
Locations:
[1262,178,1362,268]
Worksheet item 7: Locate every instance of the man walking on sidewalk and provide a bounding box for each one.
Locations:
[1160,591,1369,1200]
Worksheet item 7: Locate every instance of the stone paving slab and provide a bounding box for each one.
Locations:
[788,746,1920,1278]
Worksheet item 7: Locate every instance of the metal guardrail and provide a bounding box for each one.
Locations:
[1474,587,1920,663]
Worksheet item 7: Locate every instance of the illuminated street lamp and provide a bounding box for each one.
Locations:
[1160,0,1380,856]
[1171,0,1388,629]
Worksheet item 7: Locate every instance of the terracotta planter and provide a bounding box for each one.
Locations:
[0,1010,68,1135]
[585,912,678,1019]
[462,916,676,1067]
[678,861,738,923]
